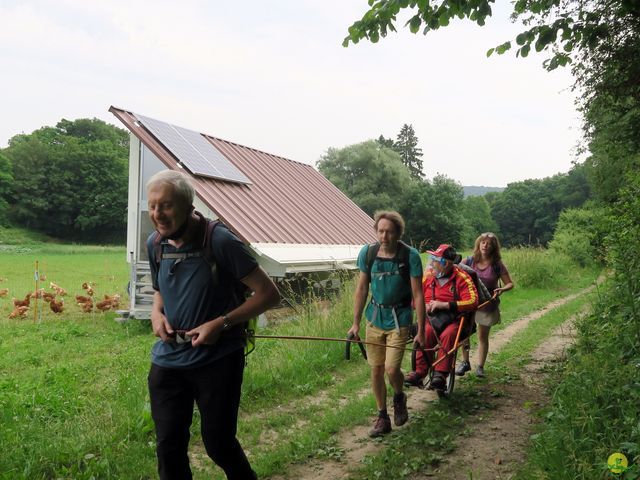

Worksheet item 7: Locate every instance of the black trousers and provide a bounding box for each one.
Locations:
[148,349,256,480]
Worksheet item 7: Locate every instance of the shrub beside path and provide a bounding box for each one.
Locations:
[271,284,597,480]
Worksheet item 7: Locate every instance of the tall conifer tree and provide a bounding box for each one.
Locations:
[395,124,424,179]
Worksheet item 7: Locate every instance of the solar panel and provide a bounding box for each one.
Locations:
[135,113,251,185]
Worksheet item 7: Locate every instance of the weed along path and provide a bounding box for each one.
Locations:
[267,284,597,480]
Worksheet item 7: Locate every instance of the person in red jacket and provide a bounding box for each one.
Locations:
[405,244,478,390]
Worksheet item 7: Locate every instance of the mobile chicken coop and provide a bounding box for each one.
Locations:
[110,106,376,320]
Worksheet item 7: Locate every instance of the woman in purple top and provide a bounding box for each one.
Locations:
[456,232,514,377]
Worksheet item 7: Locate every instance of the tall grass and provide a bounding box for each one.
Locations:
[502,246,576,289]
[514,284,640,479]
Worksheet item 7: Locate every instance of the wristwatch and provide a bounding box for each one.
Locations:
[222,315,232,331]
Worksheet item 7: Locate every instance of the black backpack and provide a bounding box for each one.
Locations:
[364,241,412,287]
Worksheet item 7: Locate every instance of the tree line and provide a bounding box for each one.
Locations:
[317,124,592,250]
[0,118,592,249]
[0,119,129,242]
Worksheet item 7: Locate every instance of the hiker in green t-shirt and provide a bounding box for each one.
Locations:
[348,211,426,437]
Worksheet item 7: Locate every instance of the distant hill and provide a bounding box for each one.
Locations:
[463,185,505,198]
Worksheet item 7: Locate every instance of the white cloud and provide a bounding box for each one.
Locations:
[0,0,584,187]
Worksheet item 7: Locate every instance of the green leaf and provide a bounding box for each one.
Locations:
[513,0,526,14]
[516,33,527,46]
[438,14,449,27]
[409,15,421,33]
[495,41,511,55]
[486,47,495,57]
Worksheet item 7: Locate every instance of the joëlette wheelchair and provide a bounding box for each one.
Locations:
[407,312,476,397]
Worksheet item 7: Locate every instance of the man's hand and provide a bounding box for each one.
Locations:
[426,300,448,313]
[413,330,425,348]
[347,322,361,341]
[151,308,173,342]
[187,318,224,347]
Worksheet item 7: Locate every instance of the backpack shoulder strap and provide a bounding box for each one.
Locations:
[203,219,221,258]
[396,241,411,285]
[492,261,502,288]
[203,219,221,285]
[365,242,380,277]
[151,231,163,265]
[492,261,502,277]
[466,255,474,267]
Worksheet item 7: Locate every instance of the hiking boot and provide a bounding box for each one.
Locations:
[476,366,485,378]
[430,372,446,391]
[455,360,471,377]
[369,415,392,438]
[393,392,408,426]
[404,371,424,388]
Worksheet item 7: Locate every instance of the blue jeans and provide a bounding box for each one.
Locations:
[148,348,256,479]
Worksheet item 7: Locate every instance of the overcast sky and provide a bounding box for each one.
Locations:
[0,0,584,187]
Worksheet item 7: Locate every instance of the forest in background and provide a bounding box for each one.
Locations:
[0,116,590,251]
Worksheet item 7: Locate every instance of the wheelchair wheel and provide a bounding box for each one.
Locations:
[430,348,457,398]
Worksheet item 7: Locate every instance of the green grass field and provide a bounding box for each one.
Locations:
[0,244,603,479]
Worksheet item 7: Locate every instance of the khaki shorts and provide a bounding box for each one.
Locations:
[475,308,501,327]
[365,322,409,368]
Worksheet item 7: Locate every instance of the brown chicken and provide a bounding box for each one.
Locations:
[13,294,31,308]
[30,288,45,299]
[96,294,121,312]
[49,298,64,313]
[42,292,56,303]
[50,282,67,297]
[75,295,92,304]
[0,288,8,298]
[80,300,93,313]
[9,305,29,319]
[82,282,95,297]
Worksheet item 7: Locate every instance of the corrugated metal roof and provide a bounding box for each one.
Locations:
[110,106,376,246]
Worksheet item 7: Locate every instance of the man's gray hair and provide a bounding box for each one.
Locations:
[146,170,195,206]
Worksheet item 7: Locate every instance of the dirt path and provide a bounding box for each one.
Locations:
[270,286,595,480]
[424,313,581,480]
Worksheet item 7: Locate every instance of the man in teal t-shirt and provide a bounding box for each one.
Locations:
[348,211,425,437]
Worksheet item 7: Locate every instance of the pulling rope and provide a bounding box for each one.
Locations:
[252,334,405,351]
[250,293,500,360]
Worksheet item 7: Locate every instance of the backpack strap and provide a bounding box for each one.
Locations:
[365,242,380,277]
[467,255,501,284]
[366,241,411,285]
[203,218,251,307]
[151,215,217,285]
[396,241,411,285]
[492,261,502,279]
[203,219,221,287]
